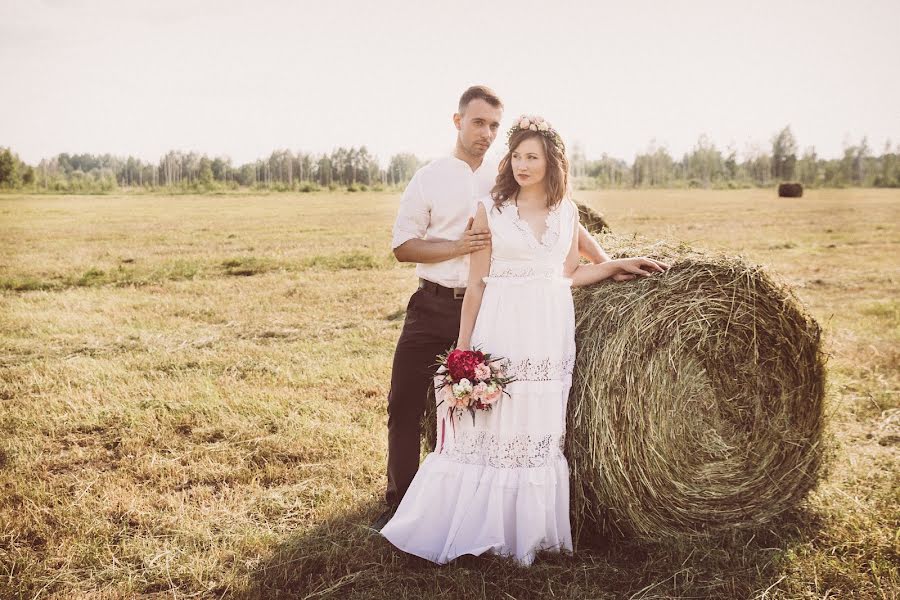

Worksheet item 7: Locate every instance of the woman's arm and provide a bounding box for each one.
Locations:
[564,217,617,286]
[564,207,670,287]
[457,203,492,350]
[576,224,611,263]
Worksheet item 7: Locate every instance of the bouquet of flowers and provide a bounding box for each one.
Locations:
[434,346,516,425]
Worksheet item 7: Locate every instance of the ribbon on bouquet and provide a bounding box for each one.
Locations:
[438,399,456,454]
[435,369,457,454]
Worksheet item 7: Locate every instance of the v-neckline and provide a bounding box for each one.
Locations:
[512,202,552,245]
[510,192,554,246]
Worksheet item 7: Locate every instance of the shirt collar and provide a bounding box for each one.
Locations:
[449,152,499,175]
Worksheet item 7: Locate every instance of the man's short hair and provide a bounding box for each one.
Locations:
[458,85,503,114]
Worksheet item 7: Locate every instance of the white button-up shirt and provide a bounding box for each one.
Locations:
[391,155,499,288]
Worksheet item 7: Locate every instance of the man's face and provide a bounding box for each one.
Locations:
[454,99,502,158]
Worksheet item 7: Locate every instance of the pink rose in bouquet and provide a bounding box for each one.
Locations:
[474,363,491,380]
[481,383,503,405]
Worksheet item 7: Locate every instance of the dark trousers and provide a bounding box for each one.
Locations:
[385,286,462,507]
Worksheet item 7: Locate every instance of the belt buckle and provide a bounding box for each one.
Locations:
[453,287,465,300]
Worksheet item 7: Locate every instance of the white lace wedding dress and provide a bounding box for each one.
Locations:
[380,194,577,566]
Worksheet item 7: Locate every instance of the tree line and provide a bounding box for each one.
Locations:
[0,147,422,193]
[1,126,898,192]
[570,127,899,189]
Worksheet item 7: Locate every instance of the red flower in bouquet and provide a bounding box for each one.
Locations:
[446,348,485,381]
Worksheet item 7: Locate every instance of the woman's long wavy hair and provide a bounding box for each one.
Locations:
[490,129,569,212]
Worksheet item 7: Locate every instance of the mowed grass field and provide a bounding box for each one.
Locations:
[0,189,897,599]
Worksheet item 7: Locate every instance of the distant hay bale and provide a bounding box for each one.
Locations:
[778,183,804,197]
[568,232,827,543]
[576,202,612,234]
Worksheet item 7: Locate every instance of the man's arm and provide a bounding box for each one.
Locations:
[577,224,610,263]
[391,169,492,264]
[393,219,490,263]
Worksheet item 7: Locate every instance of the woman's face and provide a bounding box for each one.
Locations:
[511,136,547,190]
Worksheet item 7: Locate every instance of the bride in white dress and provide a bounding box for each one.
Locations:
[380,115,668,566]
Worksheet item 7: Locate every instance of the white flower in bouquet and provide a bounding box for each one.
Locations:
[452,378,473,398]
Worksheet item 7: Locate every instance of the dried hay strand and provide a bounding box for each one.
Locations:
[575,202,612,234]
[568,232,827,543]
[778,182,804,197]
[422,384,438,456]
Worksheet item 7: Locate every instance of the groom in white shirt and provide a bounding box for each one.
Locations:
[374,85,611,530]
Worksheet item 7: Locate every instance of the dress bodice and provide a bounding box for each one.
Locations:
[480,195,577,281]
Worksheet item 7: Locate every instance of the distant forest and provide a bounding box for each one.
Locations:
[1,127,898,193]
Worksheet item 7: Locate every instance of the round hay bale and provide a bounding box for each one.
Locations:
[568,232,827,543]
[778,182,804,197]
[576,202,612,234]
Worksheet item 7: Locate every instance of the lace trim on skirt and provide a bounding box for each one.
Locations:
[443,430,566,468]
[502,354,575,382]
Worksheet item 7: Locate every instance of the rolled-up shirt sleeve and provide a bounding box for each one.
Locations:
[391,171,429,250]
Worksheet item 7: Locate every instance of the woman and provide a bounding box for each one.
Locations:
[380,115,669,565]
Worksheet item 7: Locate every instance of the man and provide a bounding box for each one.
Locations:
[372,85,612,530]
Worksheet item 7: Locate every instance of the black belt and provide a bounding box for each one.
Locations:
[418,278,466,300]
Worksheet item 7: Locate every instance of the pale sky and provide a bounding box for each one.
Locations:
[1,0,898,166]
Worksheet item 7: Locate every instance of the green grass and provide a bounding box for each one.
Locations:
[302,251,383,270]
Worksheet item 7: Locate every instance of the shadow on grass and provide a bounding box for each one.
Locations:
[233,498,823,599]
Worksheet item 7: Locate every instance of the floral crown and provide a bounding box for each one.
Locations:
[506,114,565,154]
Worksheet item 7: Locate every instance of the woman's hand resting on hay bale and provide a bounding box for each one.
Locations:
[565,216,669,286]
[568,254,670,287]
[614,257,670,279]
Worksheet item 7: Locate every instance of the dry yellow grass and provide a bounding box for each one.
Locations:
[0,189,897,599]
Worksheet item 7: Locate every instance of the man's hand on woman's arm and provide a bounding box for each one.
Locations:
[393,217,491,264]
